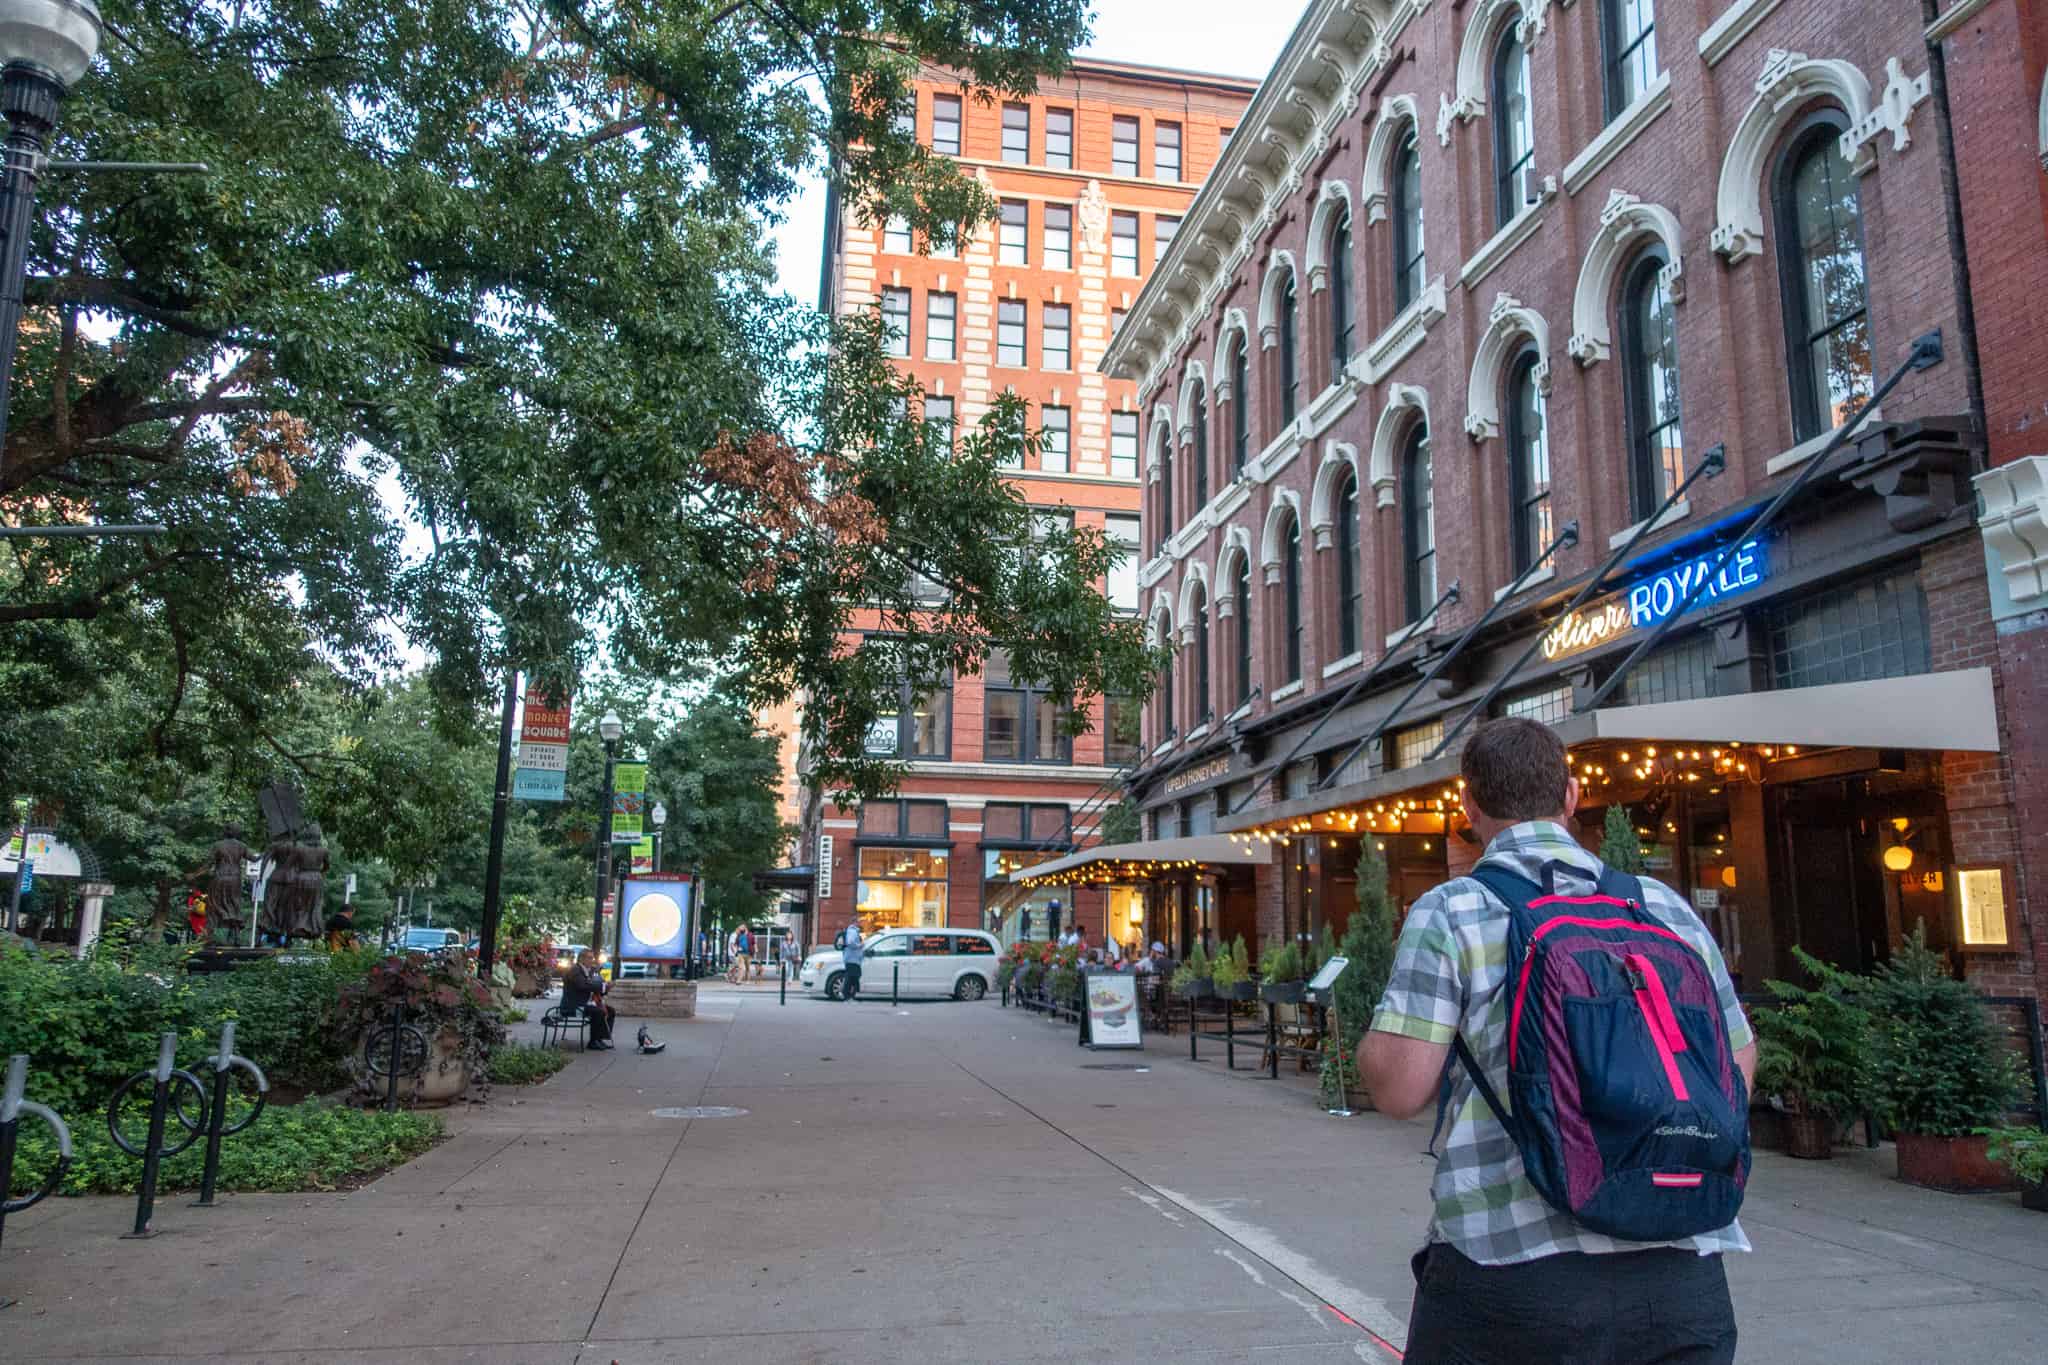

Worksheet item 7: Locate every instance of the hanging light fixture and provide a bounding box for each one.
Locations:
[1882,817,1916,873]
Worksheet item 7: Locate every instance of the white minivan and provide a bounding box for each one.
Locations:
[801,928,1000,1001]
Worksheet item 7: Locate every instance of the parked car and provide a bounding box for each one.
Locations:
[617,961,652,979]
[800,928,999,1001]
[398,927,462,956]
[554,943,588,975]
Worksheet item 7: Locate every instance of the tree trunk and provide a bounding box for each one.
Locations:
[147,879,170,943]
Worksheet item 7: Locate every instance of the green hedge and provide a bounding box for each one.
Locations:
[5,1100,442,1197]
[486,1042,570,1086]
[0,943,380,1115]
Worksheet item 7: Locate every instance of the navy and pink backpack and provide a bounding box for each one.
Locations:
[1443,858,1751,1244]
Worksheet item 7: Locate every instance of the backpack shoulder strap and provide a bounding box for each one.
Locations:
[1465,864,1543,914]
[1426,1033,1518,1156]
[1595,864,1646,909]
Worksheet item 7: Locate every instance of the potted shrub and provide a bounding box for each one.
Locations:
[1208,941,1242,1000]
[1751,951,1873,1159]
[337,952,508,1106]
[1224,936,1257,1002]
[1324,838,1398,1111]
[505,938,555,998]
[1171,942,1212,998]
[1865,924,2023,1190]
[1983,1127,2048,1211]
[1260,941,1305,1004]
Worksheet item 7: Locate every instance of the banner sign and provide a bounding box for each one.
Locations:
[817,835,834,899]
[619,875,694,959]
[1542,538,1771,663]
[611,762,648,842]
[514,688,571,802]
[1078,969,1144,1050]
[631,837,654,874]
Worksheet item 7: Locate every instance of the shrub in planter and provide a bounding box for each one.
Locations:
[1751,949,1873,1159]
[1983,1127,2048,1211]
[504,939,556,996]
[336,953,508,1106]
[1223,936,1256,1000]
[1864,923,2023,1190]
[1171,942,1212,997]
[1208,942,1243,997]
[1322,838,1397,1111]
[1260,941,1305,1003]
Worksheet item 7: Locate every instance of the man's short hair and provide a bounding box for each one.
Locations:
[1461,718,1571,821]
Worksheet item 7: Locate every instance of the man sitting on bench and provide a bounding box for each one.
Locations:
[562,949,616,1050]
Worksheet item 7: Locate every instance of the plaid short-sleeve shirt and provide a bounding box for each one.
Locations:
[1371,821,1755,1266]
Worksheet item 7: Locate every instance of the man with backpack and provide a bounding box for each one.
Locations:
[835,918,863,1001]
[1361,718,1756,1364]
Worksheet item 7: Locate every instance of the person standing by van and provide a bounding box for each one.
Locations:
[837,919,864,1001]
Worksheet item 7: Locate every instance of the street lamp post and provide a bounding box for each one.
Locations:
[592,710,622,953]
[650,801,666,874]
[0,0,101,481]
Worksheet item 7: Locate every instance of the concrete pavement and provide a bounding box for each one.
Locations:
[3,983,2045,1362]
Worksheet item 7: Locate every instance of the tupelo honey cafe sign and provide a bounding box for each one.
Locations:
[1163,755,1231,794]
[1541,539,1770,662]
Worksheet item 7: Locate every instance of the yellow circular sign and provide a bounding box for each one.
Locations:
[627,892,683,950]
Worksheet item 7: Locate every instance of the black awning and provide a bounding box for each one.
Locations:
[752,865,816,891]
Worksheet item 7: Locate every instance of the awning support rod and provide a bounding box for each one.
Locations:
[1578,330,1944,714]
[1225,582,1463,816]
[1317,519,1582,793]
[1426,445,1728,762]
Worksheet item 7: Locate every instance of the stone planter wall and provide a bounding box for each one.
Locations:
[607,978,698,1019]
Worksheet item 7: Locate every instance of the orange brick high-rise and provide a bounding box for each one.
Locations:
[802,58,1257,952]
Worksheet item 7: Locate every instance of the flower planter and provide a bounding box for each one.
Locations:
[1783,1112,1834,1160]
[414,1026,473,1104]
[1261,981,1306,1004]
[2022,1179,2048,1213]
[1176,977,1213,1000]
[512,969,542,998]
[1228,980,1258,1002]
[1895,1132,2016,1192]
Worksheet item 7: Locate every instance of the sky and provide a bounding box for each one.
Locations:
[761,1,1299,311]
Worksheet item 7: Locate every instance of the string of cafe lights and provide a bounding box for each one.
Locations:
[1018,857,1205,889]
[1225,740,1806,846]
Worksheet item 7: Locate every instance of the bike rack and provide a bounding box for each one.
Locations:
[108,1034,206,1238]
[1,1054,74,1269]
[365,1002,428,1113]
[190,1022,269,1208]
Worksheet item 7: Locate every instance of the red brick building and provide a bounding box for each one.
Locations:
[798,59,1258,953]
[1100,0,2047,1015]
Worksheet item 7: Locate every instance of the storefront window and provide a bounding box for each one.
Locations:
[1621,633,1716,706]
[1394,720,1444,771]
[856,847,949,929]
[1501,684,1571,724]
[1766,570,1928,689]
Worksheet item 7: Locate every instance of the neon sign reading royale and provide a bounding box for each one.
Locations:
[1541,540,1769,662]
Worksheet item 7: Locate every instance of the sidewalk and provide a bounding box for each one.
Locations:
[3,990,2044,1362]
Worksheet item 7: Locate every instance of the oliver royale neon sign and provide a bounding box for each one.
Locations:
[1541,540,1769,661]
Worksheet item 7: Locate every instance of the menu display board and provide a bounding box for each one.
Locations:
[1079,970,1143,1050]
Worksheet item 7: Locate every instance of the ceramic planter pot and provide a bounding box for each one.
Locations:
[413,1026,473,1105]
[1783,1112,1834,1160]
[1229,980,1259,1002]
[1177,977,1212,999]
[1895,1132,2016,1192]
[1261,980,1306,1004]
[512,968,541,998]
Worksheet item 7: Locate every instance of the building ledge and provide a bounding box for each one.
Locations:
[1561,71,1673,196]
[1608,498,1692,549]
[1321,650,1365,680]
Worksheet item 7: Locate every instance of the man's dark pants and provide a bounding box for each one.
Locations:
[1405,1243,1736,1364]
[844,963,862,1000]
[579,1003,615,1043]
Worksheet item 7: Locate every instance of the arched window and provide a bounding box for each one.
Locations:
[1192,585,1211,725]
[1328,207,1355,371]
[1278,271,1300,423]
[1159,625,1176,742]
[1492,26,1535,229]
[1158,427,1175,545]
[1619,248,1684,521]
[1506,348,1552,575]
[1230,337,1250,476]
[1191,383,1210,510]
[1401,425,1436,622]
[1282,512,1304,683]
[1775,113,1872,441]
[1392,129,1426,312]
[1334,469,1361,659]
[1234,553,1253,706]
[1600,0,1659,123]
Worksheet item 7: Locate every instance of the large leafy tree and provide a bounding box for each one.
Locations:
[0,0,1148,821]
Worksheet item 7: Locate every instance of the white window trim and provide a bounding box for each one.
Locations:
[1459,190,1554,290]
[1321,650,1365,680]
[1607,497,1692,549]
[1493,563,1556,602]
[1151,738,1178,758]
[1764,407,1883,476]
[1699,0,1786,67]
[1270,680,1305,704]
[1386,622,1427,651]
[1185,723,1211,743]
[1362,275,1450,377]
[1560,70,1673,197]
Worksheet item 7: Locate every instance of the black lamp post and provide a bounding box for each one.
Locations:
[592,709,622,954]
[0,0,101,480]
[650,801,666,873]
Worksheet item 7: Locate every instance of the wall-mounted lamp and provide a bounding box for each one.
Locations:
[1882,817,1917,873]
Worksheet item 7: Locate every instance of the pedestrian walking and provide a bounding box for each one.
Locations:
[1360,718,1756,1365]
[837,919,864,1001]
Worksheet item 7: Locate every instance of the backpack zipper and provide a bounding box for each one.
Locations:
[1507,911,1691,1066]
